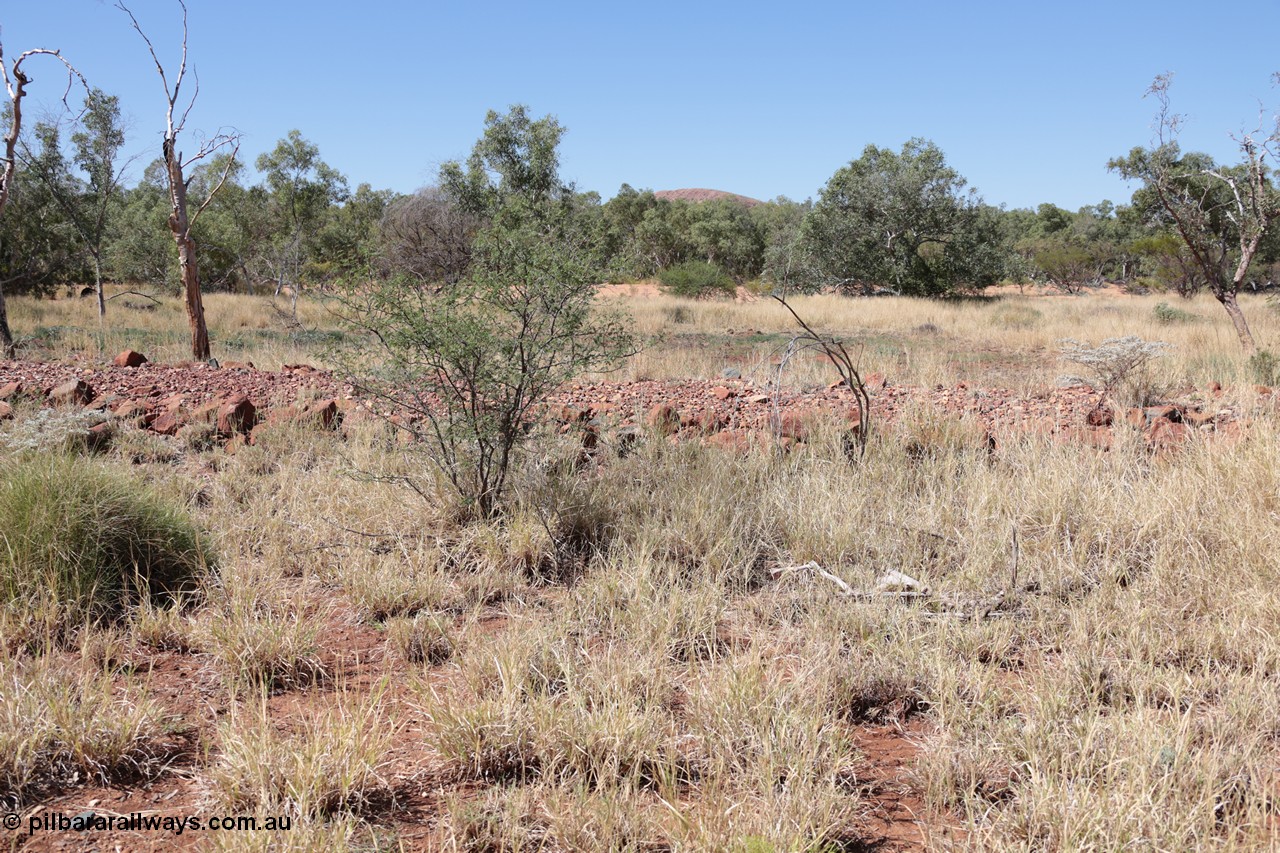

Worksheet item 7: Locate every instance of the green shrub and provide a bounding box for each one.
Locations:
[659,261,735,298]
[1153,302,1199,324]
[0,456,213,633]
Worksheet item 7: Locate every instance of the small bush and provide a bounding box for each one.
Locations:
[0,457,213,634]
[1153,302,1200,324]
[1248,349,1280,386]
[208,693,392,818]
[1059,336,1172,407]
[658,261,735,298]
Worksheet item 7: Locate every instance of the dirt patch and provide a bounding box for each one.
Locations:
[847,721,961,851]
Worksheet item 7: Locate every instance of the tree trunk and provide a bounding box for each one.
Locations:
[164,140,211,361]
[175,230,210,360]
[94,255,105,320]
[1216,289,1256,354]
[0,282,14,359]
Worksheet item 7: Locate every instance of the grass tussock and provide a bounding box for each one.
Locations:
[0,455,213,643]
[207,689,394,819]
[0,655,176,807]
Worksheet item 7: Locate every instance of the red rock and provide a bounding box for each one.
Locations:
[151,410,184,436]
[0,381,22,400]
[693,410,728,434]
[645,404,680,435]
[191,400,222,425]
[711,386,735,400]
[747,394,770,404]
[48,379,95,406]
[707,430,753,453]
[112,350,148,368]
[587,401,615,418]
[1085,406,1113,427]
[1183,409,1216,428]
[217,395,257,436]
[112,399,156,427]
[1143,405,1180,424]
[305,399,340,429]
[85,422,113,453]
[553,405,586,424]
[1146,417,1189,449]
[778,409,813,441]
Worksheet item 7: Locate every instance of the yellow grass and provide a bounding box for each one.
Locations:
[2,285,1279,848]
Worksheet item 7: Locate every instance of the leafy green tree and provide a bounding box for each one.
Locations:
[752,196,813,289]
[338,106,633,519]
[799,138,1008,296]
[1,38,83,356]
[1109,75,1280,352]
[107,159,177,289]
[20,90,129,320]
[255,129,348,298]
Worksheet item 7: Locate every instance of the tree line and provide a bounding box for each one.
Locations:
[7,118,1277,300]
[4,2,1279,356]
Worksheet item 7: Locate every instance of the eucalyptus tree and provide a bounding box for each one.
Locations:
[799,138,1008,296]
[20,89,130,321]
[1110,74,1280,352]
[0,35,83,357]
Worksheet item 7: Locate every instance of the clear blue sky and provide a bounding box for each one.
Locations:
[4,0,1278,212]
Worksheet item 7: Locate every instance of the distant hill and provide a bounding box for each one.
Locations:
[653,188,763,208]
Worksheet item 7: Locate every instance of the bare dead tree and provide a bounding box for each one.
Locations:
[771,292,872,459]
[117,0,240,361]
[379,186,483,287]
[0,33,84,359]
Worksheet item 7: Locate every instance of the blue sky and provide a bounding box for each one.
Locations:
[4,1,1278,211]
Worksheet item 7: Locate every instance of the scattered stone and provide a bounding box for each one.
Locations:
[112,350,148,368]
[1146,417,1189,449]
[711,386,735,401]
[1085,406,1113,427]
[85,422,113,453]
[48,379,95,407]
[0,381,21,400]
[645,403,680,435]
[217,395,257,436]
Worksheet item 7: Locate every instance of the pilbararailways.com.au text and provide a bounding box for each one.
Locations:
[18,811,292,836]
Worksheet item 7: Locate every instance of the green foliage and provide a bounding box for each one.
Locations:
[659,260,735,298]
[1248,349,1280,386]
[0,456,212,632]
[799,138,1009,296]
[339,106,634,519]
[1153,302,1200,325]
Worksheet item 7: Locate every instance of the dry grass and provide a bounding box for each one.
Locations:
[1,287,1279,848]
[0,654,176,807]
